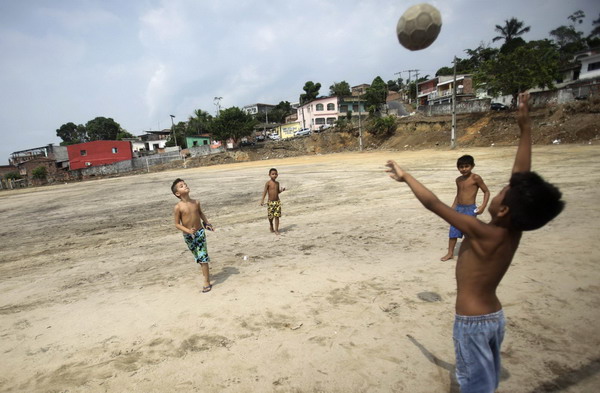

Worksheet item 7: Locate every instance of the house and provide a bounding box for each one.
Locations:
[186,134,212,148]
[17,157,64,185]
[67,140,133,170]
[297,96,339,131]
[139,130,171,151]
[9,144,68,169]
[242,103,276,116]
[422,75,475,105]
[273,121,302,139]
[338,96,368,117]
[417,77,439,106]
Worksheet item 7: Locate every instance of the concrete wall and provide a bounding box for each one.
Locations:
[421,99,491,116]
[188,145,224,157]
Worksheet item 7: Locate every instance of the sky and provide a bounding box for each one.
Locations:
[0,0,598,165]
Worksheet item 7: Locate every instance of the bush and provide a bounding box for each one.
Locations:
[32,166,48,180]
[5,172,22,180]
[370,116,397,137]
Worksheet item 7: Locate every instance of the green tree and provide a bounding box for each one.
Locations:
[56,122,87,145]
[165,122,187,148]
[187,109,213,135]
[116,130,135,140]
[386,80,401,92]
[32,166,48,181]
[474,39,560,104]
[300,81,321,104]
[492,17,531,44]
[86,117,123,141]
[256,101,294,124]
[329,81,351,97]
[550,10,589,64]
[364,76,388,114]
[210,107,257,143]
[4,172,22,180]
[370,116,397,137]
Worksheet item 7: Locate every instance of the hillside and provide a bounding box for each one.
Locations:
[175,98,600,168]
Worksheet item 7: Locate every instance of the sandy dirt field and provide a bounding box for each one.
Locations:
[1,145,599,393]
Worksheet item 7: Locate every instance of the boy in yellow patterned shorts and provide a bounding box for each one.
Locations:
[260,168,286,235]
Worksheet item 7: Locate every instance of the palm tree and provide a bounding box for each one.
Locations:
[492,18,531,43]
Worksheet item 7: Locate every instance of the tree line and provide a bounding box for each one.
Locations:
[56,10,600,147]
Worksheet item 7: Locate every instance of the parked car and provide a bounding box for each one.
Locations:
[490,103,509,111]
[255,134,266,142]
[315,124,332,133]
[295,128,311,137]
[268,133,280,140]
[240,140,255,147]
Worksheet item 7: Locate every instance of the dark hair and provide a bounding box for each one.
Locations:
[171,178,184,198]
[269,168,278,174]
[457,155,475,167]
[503,172,564,231]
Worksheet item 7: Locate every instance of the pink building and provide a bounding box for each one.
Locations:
[297,96,339,131]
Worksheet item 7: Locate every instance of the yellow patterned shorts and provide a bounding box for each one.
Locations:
[267,200,282,219]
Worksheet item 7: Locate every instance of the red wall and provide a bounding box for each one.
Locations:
[67,141,133,170]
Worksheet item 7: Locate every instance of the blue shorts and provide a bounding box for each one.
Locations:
[453,310,505,393]
[183,229,210,264]
[449,204,477,238]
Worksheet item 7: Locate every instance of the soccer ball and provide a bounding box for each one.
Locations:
[396,3,442,51]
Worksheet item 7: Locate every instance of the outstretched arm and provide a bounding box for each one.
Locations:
[513,92,532,173]
[260,182,268,205]
[197,200,213,231]
[386,160,484,238]
[475,176,490,215]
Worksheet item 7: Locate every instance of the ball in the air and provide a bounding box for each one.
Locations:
[396,3,442,51]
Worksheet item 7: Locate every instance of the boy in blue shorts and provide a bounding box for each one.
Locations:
[440,154,490,261]
[172,178,214,293]
[386,92,564,392]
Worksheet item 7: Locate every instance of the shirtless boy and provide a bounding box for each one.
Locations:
[260,168,286,235]
[441,155,490,261]
[172,178,214,293]
[386,92,564,392]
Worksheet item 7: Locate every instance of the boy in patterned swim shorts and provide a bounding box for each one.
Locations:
[260,168,286,235]
[172,178,214,293]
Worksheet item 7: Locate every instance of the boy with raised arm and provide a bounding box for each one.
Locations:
[172,178,214,293]
[386,92,564,392]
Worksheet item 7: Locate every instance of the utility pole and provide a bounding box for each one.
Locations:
[401,69,419,105]
[169,114,177,147]
[451,56,457,149]
[414,70,420,108]
[358,88,363,151]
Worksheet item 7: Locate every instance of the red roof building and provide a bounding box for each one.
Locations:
[67,140,133,170]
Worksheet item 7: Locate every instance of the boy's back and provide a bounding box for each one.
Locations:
[386,92,564,392]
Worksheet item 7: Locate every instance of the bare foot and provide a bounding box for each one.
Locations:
[275,231,280,235]
[270,227,275,233]
[440,254,453,261]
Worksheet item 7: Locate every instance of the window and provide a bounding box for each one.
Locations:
[193,141,198,147]
[112,147,118,153]
[203,140,208,145]
[588,62,600,71]
[316,104,324,111]
[80,150,87,156]
[327,103,335,111]
[353,104,358,111]
[340,105,348,112]
[315,118,325,125]
[326,118,336,124]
